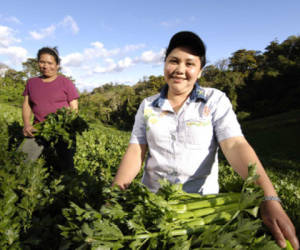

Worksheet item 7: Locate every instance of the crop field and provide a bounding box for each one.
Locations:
[0,102,299,249]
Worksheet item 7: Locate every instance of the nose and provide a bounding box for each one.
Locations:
[175,63,185,74]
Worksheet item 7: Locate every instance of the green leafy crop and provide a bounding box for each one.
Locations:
[59,165,280,250]
[34,107,89,148]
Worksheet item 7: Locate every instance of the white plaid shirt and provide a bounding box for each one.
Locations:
[130,83,243,194]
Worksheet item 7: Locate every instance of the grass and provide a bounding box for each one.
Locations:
[0,101,23,123]
[237,110,300,233]
[241,109,300,182]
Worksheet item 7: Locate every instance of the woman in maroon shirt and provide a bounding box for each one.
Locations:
[22,47,79,137]
[21,47,79,167]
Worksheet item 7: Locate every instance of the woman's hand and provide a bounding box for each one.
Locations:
[23,125,36,137]
[260,200,299,249]
[113,143,147,189]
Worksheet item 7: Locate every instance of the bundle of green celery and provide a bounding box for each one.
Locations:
[34,107,89,148]
[59,165,282,249]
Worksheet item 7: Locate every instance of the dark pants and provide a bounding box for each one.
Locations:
[18,137,75,171]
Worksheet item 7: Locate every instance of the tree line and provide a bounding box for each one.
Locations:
[1,35,299,130]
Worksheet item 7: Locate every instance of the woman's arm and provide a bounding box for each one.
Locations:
[113,143,147,189]
[220,136,299,250]
[219,136,276,196]
[22,95,35,137]
[69,99,78,112]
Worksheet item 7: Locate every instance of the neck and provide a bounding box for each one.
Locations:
[41,74,58,82]
[167,91,189,113]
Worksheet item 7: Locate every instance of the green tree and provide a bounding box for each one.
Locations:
[214,71,244,110]
[200,65,221,87]
[22,58,39,78]
[229,49,260,74]
[0,69,25,104]
[264,36,300,73]
[236,35,300,118]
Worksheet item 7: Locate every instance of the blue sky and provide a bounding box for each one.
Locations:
[0,0,299,92]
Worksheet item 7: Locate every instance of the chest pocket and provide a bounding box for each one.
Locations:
[183,118,214,150]
[145,112,172,152]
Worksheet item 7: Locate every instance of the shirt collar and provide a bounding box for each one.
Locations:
[151,82,207,108]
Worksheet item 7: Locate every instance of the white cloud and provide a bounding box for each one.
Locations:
[5,16,22,25]
[29,16,79,40]
[160,18,181,27]
[29,25,56,40]
[76,81,96,92]
[139,49,164,64]
[59,44,163,87]
[83,42,144,60]
[0,15,22,25]
[0,25,21,47]
[0,25,26,66]
[92,56,134,74]
[123,44,145,53]
[61,42,122,74]
[60,15,79,34]
[160,21,170,27]
[62,42,147,71]
[117,57,133,69]
[0,46,28,65]
[61,52,84,67]
[84,42,120,59]
[92,41,104,49]
[93,58,116,73]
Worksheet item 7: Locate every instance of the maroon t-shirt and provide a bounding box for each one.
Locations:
[23,75,79,123]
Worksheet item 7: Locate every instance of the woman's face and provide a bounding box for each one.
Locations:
[164,47,202,97]
[38,53,59,78]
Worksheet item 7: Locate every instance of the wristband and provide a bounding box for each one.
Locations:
[262,196,281,203]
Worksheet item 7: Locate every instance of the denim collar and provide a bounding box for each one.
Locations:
[151,82,207,108]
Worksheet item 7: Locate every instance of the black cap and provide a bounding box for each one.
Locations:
[165,31,206,68]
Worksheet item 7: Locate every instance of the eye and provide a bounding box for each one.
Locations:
[186,62,195,67]
[168,58,178,64]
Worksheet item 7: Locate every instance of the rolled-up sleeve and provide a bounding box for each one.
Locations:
[212,93,243,142]
[64,78,79,102]
[129,100,147,145]
[23,81,30,96]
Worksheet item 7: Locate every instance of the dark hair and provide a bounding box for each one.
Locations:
[165,31,206,69]
[37,47,60,65]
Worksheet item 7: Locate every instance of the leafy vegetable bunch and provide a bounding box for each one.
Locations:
[59,165,281,250]
[34,107,89,148]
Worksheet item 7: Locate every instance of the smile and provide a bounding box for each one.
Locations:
[172,77,186,82]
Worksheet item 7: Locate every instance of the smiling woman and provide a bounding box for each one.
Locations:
[112,31,299,249]
[23,47,78,129]
[38,54,60,80]
[19,46,79,169]
[164,47,202,111]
